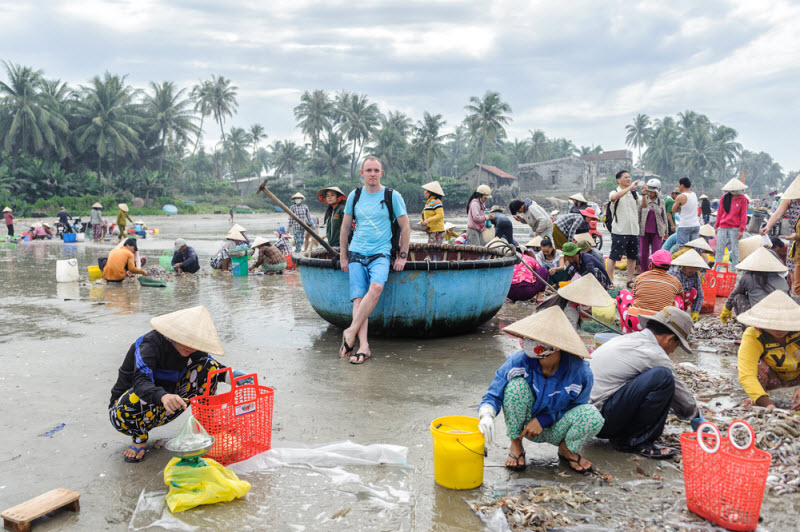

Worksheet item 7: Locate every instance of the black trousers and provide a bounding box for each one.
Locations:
[6,224,12,236]
[597,366,675,450]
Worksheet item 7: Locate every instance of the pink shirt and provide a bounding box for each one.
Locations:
[4,212,12,225]
[467,199,487,231]
[512,254,540,284]
[714,194,749,231]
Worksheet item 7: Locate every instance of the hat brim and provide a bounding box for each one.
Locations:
[736,291,800,331]
[638,313,693,353]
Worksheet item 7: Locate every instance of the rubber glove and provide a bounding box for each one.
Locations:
[477,404,496,445]
[232,369,254,386]
[690,408,708,431]
[691,312,700,323]
[720,307,732,325]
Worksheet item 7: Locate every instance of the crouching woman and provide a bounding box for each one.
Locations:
[477,307,604,473]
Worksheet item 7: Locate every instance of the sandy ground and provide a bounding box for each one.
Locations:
[1,213,798,531]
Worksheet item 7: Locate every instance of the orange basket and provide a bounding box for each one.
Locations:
[680,421,771,531]
[190,368,274,465]
[700,275,717,314]
[710,263,737,298]
[284,252,296,270]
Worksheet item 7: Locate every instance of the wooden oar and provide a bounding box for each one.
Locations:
[256,180,337,255]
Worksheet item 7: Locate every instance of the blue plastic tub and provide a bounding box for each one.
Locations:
[63,233,77,243]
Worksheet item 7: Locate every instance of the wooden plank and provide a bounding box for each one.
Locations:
[2,488,80,531]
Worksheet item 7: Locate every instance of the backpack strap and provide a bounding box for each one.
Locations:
[350,187,363,222]
[383,187,396,222]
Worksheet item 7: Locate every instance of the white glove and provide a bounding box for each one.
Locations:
[477,404,497,445]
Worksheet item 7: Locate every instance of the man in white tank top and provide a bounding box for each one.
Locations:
[671,177,701,246]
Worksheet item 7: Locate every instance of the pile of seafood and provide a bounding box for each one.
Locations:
[471,484,592,531]
[692,317,743,345]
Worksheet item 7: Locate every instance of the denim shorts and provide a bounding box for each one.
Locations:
[348,252,391,300]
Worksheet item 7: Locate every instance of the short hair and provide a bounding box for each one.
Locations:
[361,156,382,170]
[509,199,524,215]
[645,320,674,338]
[615,170,629,180]
[679,177,691,188]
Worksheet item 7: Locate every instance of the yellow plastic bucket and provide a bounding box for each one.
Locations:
[430,416,484,490]
[87,265,102,281]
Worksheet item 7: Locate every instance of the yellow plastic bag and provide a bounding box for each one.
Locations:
[164,457,251,513]
[592,304,616,324]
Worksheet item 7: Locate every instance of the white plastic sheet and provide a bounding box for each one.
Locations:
[128,440,413,531]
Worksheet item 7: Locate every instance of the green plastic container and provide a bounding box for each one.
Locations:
[231,255,249,276]
[159,250,175,272]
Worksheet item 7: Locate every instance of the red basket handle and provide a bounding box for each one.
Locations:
[696,422,721,454]
[232,372,260,389]
[714,262,730,273]
[727,419,755,451]
[201,367,233,397]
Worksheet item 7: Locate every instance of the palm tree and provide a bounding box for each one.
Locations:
[222,127,252,174]
[414,112,451,179]
[383,110,413,139]
[270,140,305,186]
[677,127,719,184]
[293,90,332,152]
[38,78,73,162]
[336,93,380,176]
[189,80,213,155]
[642,117,679,178]
[463,90,512,167]
[72,72,141,181]
[145,81,198,175]
[208,75,239,187]
[625,113,651,165]
[526,129,549,162]
[0,62,69,171]
[550,137,578,158]
[711,124,741,179]
[310,131,349,179]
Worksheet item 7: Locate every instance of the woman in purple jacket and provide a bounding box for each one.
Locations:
[477,307,604,473]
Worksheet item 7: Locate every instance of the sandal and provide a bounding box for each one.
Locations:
[339,335,354,359]
[123,445,147,463]
[505,451,527,472]
[626,280,635,289]
[350,352,371,365]
[558,453,593,474]
[626,443,677,459]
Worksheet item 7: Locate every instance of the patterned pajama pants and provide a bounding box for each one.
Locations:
[108,356,222,444]
[92,224,103,241]
[758,359,800,391]
[616,289,693,333]
[502,378,604,454]
[427,231,444,244]
[293,228,305,251]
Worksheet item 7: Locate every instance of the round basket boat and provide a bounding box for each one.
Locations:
[293,243,518,338]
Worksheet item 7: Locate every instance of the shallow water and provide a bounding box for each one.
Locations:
[1,213,798,531]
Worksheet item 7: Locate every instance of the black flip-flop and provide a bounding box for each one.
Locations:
[340,335,354,359]
[559,453,593,474]
[628,443,677,459]
[349,352,370,365]
[123,445,147,463]
[505,451,527,472]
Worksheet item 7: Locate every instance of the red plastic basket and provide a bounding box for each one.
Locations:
[710,263,737,298]
[700,275,717,314]
[190,368,274,465]
[680,421,771,531]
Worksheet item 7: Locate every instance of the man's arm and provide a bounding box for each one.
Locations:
[609,180,640,201]
[394,214,411,271]
[671,194,686,213]
[339,213,352,272]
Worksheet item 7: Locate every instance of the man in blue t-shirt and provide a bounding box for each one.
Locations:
[339,156,411,365]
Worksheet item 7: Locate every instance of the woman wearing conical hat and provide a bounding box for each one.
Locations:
[3,206,15,237]
[736,292,800,409]
[317,186,347,248]
[421,181,446,244]
[108,306,248,463]
[535,274,616,330]
[288,192,312,252]
[116,203,134,242]
[762,173,800,295]
[667,249,709,322]
[209,230,246,271]
[477,307,604,473]
[90,202,104,241]
[720,246,795,324]
[714,178,749,271]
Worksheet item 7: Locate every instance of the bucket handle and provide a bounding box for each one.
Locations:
[434,424,487,457]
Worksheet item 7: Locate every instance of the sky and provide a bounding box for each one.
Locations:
[2,0,799,171]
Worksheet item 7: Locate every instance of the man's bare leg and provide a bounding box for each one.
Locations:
[340,283,383,357]
[606,259,615,283]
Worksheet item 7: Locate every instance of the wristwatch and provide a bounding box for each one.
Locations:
[399,252,407,259]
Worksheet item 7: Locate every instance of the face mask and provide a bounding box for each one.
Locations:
[524,338,556,359]
[294,199,303,204]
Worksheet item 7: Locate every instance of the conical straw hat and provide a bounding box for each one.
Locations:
[526,235,543,247]
[736,246,787,273]
[738,235,763,261]
[685,238,713,253]
[721,178,748,192]
[670,248,708,269]
[444,222,456,232]
[699,224,715,237]
[573,233,594,247]
[503,306,590,358]
[31,222,42,229]
[736,291,800,331]
[118,203,129,212]
[92,202,103,209]
[317,186,345,202]
[422,181,445,197]
[250,236,271,248]
[2,207,11,213]
[557,274,614,307]
[150,306,225,355]
[568,192,587,203]
[227,230,245,241]
[699,194,709,199]
[782,173,800,200]
[230,223,247,233]
[290,192,305,200]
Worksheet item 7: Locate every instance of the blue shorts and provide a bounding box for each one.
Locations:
[348,252,391,300]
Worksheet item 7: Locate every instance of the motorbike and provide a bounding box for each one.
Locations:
[588,218,603,250]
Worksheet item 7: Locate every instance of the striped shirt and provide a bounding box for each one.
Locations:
[632,269,683,312]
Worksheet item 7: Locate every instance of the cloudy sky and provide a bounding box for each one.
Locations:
[3,0,799,170]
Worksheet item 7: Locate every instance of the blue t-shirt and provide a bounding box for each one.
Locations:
[344,187,407,256]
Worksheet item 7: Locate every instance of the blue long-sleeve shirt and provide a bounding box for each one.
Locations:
[172,246,200,273]
[480,350,593,428]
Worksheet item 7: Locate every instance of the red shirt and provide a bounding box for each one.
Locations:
[4,212,13,225]
[714,195,749,231]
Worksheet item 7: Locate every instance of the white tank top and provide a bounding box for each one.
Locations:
[679,191,700,227]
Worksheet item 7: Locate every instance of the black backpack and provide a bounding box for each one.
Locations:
[604,190,637,232]
[348,186,401,259]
